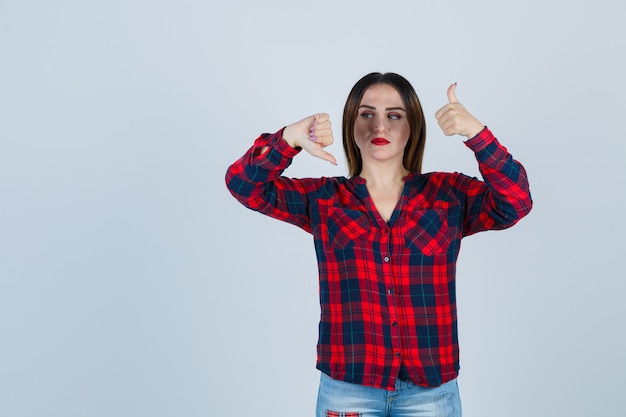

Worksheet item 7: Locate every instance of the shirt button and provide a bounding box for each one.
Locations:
[387,289,394,295]
[395,352,401,358]
[384,256,390,262]
[392,321,398,327]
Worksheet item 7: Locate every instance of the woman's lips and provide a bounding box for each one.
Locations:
[371,138,390,145]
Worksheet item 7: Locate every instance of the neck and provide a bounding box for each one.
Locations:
[359,162,409,188]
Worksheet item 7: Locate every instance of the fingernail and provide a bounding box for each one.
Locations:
[310,135,318,142]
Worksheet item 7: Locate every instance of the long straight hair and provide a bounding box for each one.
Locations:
[342,72,427,177]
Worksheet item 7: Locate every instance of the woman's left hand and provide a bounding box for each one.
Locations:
[435,83,485,139]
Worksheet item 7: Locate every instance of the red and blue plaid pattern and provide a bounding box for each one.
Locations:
[226,127,532,390]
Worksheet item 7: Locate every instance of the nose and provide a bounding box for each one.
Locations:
[373,115,388,133]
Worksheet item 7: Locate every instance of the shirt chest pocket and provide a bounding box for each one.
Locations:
[326,206,370,250]
[403,203,454,257]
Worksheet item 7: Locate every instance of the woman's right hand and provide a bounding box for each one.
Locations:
[283,113,337,165]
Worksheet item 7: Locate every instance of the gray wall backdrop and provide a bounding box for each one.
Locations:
[1,0,624,416]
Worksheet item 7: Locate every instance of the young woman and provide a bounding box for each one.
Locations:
[226,72,532,417]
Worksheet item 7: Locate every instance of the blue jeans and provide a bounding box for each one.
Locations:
[316,372,462,417]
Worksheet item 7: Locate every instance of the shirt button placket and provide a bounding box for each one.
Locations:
[382,228,402,368]
[382,226,401,368]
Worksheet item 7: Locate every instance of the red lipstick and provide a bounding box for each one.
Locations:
[371,138,390,146]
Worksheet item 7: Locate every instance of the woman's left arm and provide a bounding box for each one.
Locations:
[435,84,533,235]
[462,128,532,234]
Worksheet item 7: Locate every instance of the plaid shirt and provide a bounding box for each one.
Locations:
[226,127,532,390]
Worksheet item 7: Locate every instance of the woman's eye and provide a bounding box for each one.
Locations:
[360,112,373,119]
[388,114,401,120]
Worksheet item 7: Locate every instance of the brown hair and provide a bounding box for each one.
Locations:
[342,72,426,177]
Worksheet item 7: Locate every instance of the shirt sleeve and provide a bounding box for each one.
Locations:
[458,127,533,236]
[225,128,318,233]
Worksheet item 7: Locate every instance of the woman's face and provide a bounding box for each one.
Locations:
[353,83,410,167]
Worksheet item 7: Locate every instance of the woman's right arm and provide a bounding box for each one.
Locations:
[225,114,336,232]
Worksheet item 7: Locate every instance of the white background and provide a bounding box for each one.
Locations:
[1,1,624,416]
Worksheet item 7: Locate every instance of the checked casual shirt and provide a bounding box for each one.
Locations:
[226,127,532,390]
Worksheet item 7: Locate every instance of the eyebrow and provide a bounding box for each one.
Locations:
[358,104,406,112]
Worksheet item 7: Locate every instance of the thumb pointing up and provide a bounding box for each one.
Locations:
[436,82,484,138]
[447,82,459,103]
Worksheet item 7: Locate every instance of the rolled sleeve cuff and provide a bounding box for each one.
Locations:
[273,128,302,158]
[463,126,495,152]
[251,128,301,162]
